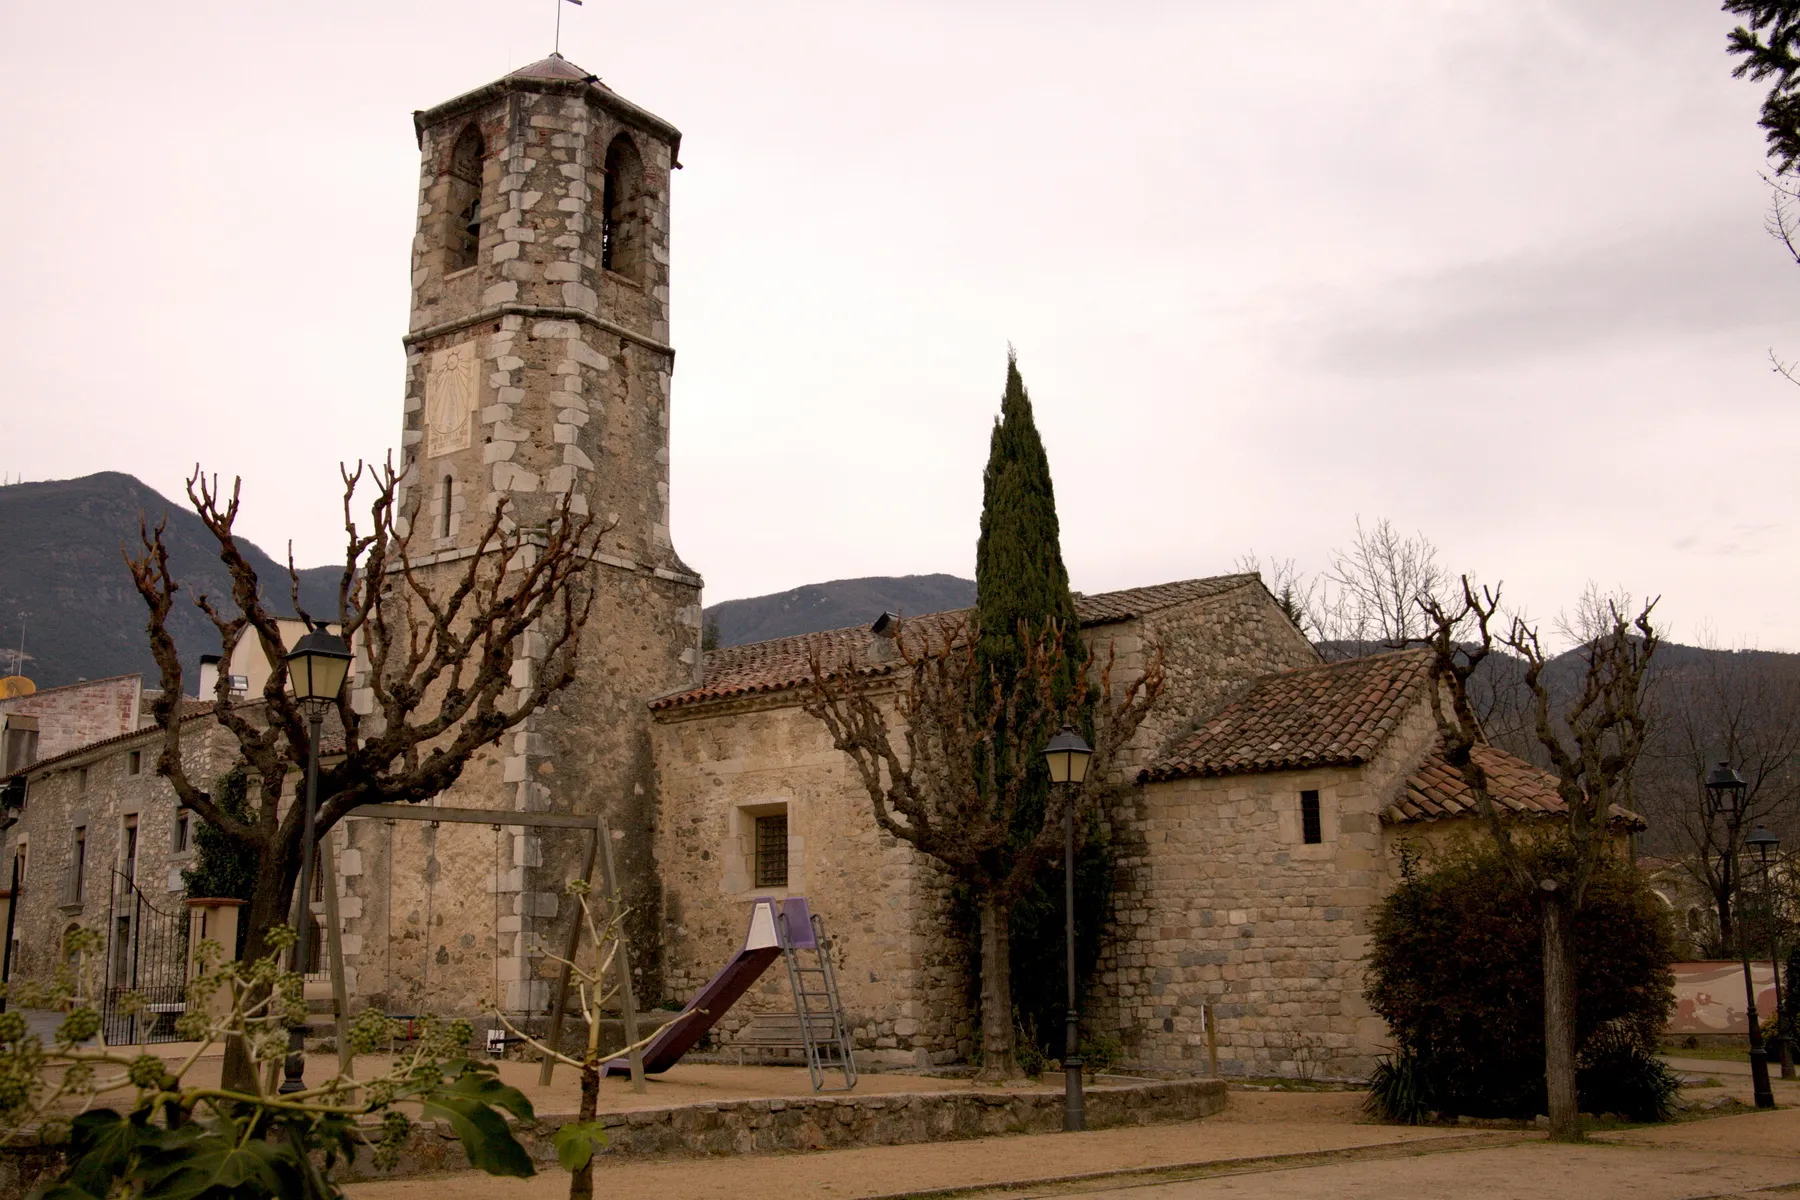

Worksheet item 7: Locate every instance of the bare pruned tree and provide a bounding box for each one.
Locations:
[1314,518,1448,656]
[1423,578,1658,1142]
[1762,175,1800,388]
[1636,642,1800,953]
[128,464,603,1089]
[803,617,1163,1079]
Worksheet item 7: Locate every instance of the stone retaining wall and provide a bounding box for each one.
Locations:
[0,1076,1226,1196]
[350,1075,1226,1180]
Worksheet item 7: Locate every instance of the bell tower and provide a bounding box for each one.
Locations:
[385,55,703,1012]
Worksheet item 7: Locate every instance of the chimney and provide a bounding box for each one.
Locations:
[196,655,220,700]
[864,612,901,665]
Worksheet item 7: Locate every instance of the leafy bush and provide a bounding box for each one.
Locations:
[182,768,260,910]
[1576,1033,1681,1122]
[1008,833,1115,1066]
[1,924,536,1199]
[1364,840,1675,1121]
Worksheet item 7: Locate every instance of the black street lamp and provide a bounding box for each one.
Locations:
[1747,825,1792,1081]
[278,627,352,1095]
[1706,761,1775,1109]
[1043,724,1093,1133]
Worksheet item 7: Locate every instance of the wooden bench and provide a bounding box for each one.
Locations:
[730,1013,841,1063]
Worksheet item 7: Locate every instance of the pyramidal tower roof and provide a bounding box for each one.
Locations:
[507,53,600,84]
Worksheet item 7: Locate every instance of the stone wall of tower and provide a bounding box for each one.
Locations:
[338,65,702,1019]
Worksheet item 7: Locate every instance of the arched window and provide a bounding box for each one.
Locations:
[439,474,454,539]
[601,134,645,279]
[445,125,485,273]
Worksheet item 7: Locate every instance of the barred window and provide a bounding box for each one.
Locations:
[754,814,788,889]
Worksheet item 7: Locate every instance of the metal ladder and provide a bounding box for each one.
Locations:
[777,909,858,1092]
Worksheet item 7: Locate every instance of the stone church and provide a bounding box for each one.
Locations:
[1,54,1601,1081]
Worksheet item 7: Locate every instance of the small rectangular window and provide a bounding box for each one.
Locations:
[1301,790,1322,845]
[77,767,89,794]
[754,814,789,889]
[13,840,25,885]
[127,751,142,776]
[173,809,191,854]
[122,816,139,883]
[70,827,87,904]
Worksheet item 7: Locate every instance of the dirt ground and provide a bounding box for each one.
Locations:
[344,1089,1491,1200]
[339,1072,1800,1200]
[79,1050,1026,1115]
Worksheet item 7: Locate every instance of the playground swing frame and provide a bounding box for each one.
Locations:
[341,802,647,1092]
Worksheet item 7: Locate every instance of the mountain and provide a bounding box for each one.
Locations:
[703,574,977,648]
[0,473,339,691]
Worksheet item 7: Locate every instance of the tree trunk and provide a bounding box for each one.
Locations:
[1542,892,1580,1142]
[219,858,293,1093]
[569,1063,599,1200]
[977,891,1019,1081]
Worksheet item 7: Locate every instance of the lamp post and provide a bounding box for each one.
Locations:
[1747,826,1792,1081]
[277,628,352,1095]
[1706,762,1775,1109]
[1043,724,1093,1133]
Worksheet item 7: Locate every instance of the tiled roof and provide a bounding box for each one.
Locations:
[1388,744,1644,830]
[652,574,1262,711]
[1075,574,1258,624]
[1141,649,1435,782]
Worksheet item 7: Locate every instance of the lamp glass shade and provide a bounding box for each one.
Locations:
[285,629,352,704]
[1747,826,1781,858]
[1704,760,1747,817]
[1043,726,1093,786]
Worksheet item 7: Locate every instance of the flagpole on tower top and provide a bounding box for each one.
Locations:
[556,0,582,56]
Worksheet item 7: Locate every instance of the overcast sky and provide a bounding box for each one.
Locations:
[3,0,1795,649]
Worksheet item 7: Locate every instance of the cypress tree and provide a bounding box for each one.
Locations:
[968,353,1095,1076]
[975,354,1084,692]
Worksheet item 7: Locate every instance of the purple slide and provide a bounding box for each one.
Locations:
[602,896,813,1076]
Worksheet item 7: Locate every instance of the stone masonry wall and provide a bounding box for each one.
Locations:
[1090,692,1444,1081]
[0,1077,1227,1196]
[1099,581,1320,785]
[338,67,700,1020]
[647,582,1315,1066]
[651,692,971,1065]
[0,676,142,764]
[1,721,235,989]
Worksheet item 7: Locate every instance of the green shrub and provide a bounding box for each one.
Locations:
[182,768,259,908]
[1364,839,1675,1121]
[1364,1052,1437,1124]
[1576,1033,1681,1122]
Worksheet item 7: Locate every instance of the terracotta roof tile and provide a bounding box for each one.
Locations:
[1074,574,1259,624]
[1388,744,1644,830]
[1141,649,1434,782]
[652,574,1261,711]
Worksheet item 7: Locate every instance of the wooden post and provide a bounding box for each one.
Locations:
[319,837,352,1079]
[595,811,645,1094]
[1204,1003,1218,1078]
[539,821,599,1087]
